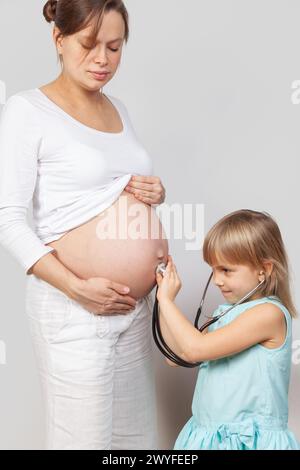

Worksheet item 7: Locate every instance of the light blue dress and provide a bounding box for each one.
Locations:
[174,296,300,450]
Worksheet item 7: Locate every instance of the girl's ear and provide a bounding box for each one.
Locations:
[261,260,274,279]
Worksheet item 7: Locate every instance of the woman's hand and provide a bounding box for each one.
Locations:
[124,176,166,205]
[156,255,182,303]
[70,277,138,315]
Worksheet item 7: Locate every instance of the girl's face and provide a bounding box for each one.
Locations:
[54,10,125,91]
[211,260,265,304]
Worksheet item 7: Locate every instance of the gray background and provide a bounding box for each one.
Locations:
[0,0,299,449]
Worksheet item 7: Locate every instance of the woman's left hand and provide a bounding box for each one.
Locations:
[124,175,166,205]
[156,255,182,303]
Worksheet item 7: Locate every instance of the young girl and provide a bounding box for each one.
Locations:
[156,209,300,450]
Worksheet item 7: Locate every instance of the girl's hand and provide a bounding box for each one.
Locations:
[156,255,182,303]
[124,175,166,205]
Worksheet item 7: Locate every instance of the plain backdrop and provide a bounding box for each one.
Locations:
[0,0,299,449]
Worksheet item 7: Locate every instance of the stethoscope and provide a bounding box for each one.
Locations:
[152,262,266,368]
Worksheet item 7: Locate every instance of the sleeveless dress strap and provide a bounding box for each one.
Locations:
[258,296,292,338]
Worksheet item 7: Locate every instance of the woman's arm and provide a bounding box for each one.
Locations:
[27,250,82,298]
[159,298,285,363]
[0,96,78,295]
[0,96,136,314]
[0,96,58,273]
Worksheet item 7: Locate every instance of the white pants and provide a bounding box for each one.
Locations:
[25,274,157,450]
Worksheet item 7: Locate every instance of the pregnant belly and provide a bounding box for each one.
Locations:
[46,191,169,300]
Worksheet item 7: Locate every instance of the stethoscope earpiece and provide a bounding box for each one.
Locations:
[259,272,266,283]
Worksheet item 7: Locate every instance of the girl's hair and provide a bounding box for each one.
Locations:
[203,209,297,318]
[42,0,129,64]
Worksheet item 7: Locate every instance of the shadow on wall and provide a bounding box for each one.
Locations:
[0,80,6,104]
[155,354,198,450]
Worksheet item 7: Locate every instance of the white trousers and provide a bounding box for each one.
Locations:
[25,274,157,450]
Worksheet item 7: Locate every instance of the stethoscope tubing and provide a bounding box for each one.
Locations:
[153,268,265,368]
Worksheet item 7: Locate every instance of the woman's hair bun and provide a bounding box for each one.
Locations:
[43,0,58,23]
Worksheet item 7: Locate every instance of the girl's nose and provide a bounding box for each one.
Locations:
[213,275,224,287]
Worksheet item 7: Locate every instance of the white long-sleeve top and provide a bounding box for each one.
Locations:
[0,88,153,274]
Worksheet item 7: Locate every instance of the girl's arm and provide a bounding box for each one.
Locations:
[159,297,285,363]
[156,256,209,367]
[157,257,285,363]
[160,313,209,367]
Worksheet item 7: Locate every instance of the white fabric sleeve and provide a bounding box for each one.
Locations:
[0,95,55,274]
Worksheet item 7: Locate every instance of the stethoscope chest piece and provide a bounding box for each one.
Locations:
[156,262,167,277]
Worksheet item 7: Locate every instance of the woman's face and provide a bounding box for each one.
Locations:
[54,10,125,91]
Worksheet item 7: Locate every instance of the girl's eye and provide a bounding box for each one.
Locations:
[109,48,119,52]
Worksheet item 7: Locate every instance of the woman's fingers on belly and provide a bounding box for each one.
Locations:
[89,294,138,314]
[108,281,133,296]
[107,290,137,308]
[107,302,137,315]
[89,301,136,316]
[114,294,138,307]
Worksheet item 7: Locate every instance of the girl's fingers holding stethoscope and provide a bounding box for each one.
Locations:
[166,260,172,274]
[168,255,176,272]
[168,256,181,285]
[156,272,163,286]
[167,263,177,282]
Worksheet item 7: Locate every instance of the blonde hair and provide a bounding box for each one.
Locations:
[203,210,297,318]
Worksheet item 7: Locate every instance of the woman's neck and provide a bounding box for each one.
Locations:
[51,73,104,108]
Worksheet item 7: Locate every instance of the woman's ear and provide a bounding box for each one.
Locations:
[53,26,63,54]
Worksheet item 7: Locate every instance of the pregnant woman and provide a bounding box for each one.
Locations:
[0,0,168,449]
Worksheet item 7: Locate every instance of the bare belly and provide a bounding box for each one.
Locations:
[46,191,169,300]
